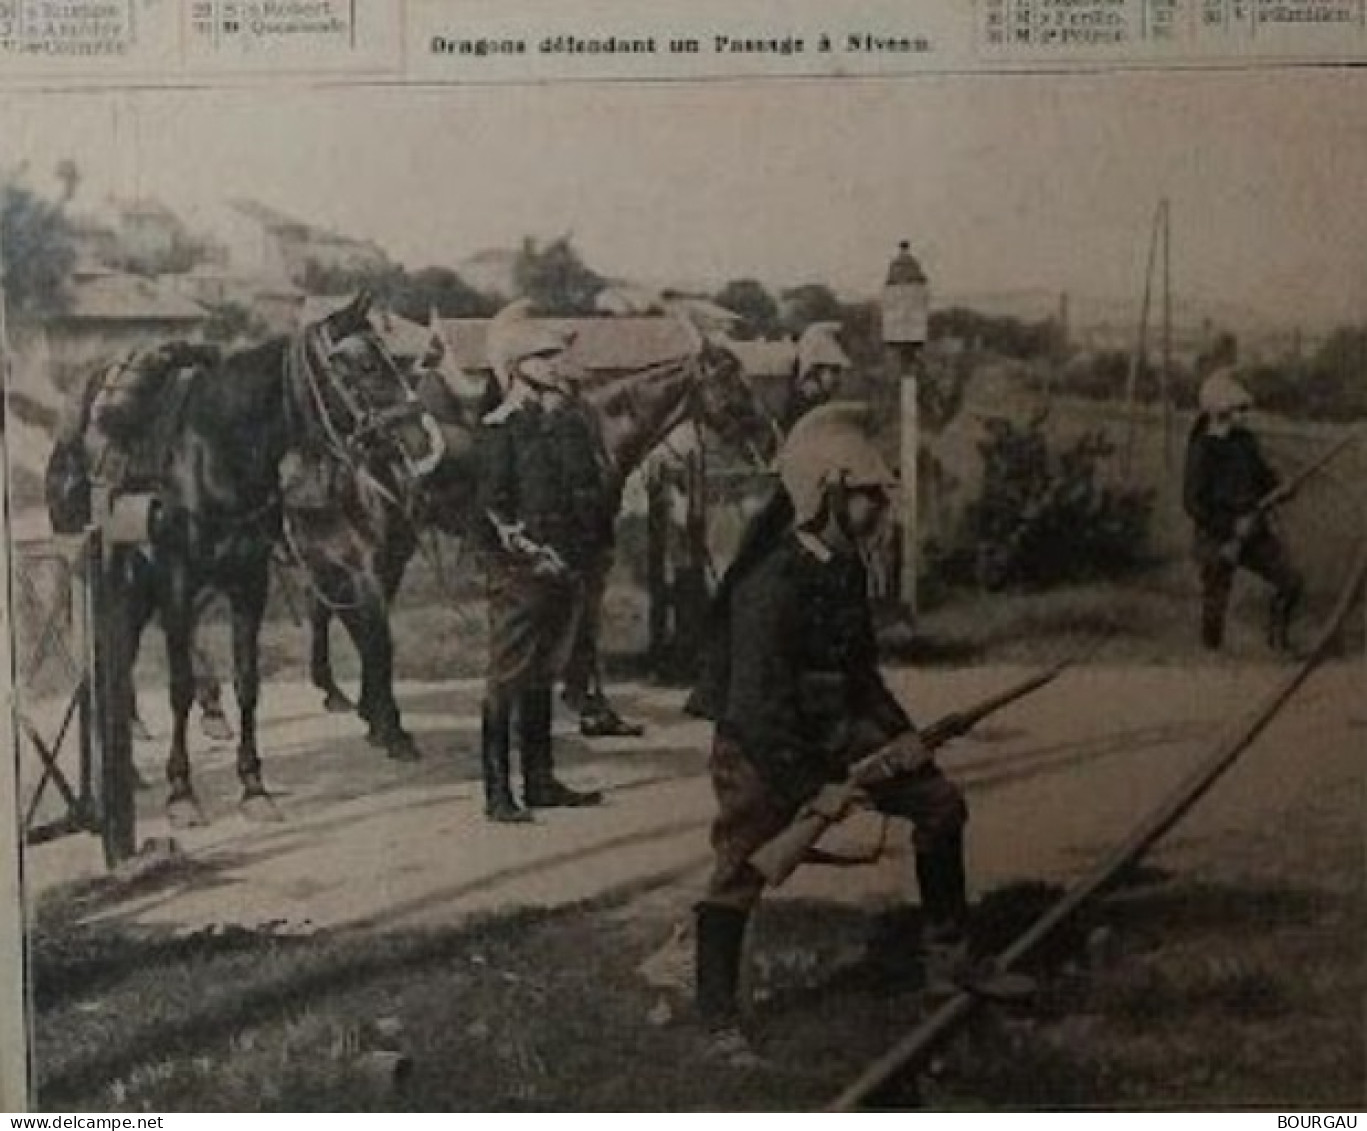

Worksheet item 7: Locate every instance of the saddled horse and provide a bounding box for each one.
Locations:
[304,313,782,713]
[46,293,442,823]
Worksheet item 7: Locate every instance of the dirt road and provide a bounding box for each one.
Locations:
[25,657,1362,938]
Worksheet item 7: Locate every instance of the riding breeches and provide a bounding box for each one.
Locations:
[703,732,968,912]
[484,561,586,701]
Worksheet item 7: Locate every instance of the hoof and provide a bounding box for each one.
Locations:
[385,732,423,762]
[167,793,208,829]
[200,711,236,742]
[241,791,283,823]
[485,797,534,824]
[322,689,355,714]
[580,711,646,738]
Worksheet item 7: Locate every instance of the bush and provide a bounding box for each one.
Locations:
[956,413,1155,590]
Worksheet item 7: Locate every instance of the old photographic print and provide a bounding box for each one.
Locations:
[1,15,1364,1110]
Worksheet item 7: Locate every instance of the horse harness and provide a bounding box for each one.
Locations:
[283,319,443,510]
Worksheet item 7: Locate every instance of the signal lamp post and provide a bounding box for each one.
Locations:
[881,240,929,618]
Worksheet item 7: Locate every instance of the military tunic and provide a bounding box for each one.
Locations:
[690,528,966,911]
[1182,418,1301,648]
[476,395,617,696]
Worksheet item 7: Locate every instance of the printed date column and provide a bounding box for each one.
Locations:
[982,0,1013,47]
[1146,0,1181,40]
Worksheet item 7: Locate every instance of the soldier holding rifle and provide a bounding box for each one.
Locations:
[1183,367,1303,653]
[685,403,973,1056]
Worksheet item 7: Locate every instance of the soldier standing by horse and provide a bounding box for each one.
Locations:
[475,304,613,822]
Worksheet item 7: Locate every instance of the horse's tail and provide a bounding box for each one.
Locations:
[44,366,103,535]
[45,434,91,534]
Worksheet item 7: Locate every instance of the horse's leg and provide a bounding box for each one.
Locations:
[310,596,354,713]
[229,558,280,821]
[122,564,159,782]
[192,638,235,741]
[161,566,206,827]
[569,549,644,737]
[124,560,158,744]
[190,590,234,740]
[339,574,419,762]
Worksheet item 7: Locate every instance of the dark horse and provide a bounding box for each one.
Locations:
[304,312,782,714]
[46,294,441,824]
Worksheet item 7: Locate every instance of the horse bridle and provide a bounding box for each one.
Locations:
[677,344,781,469]
[290,321,445,485]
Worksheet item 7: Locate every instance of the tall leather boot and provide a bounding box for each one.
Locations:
[482,698,531,824]
[520,685,603,808]
[695,903,748,1027]
[914,834,971,996]
[914,836,1033,1003]
[695,903,764,1066]
[1201,609,1225,651]
[1268,582,1300,653]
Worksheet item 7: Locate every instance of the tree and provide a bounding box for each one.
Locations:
[780,283,843,335]
[512,235,603,315]
[388,265,499,320]
[300,256,403,298]
[714,278,780,339]
[0,181,76,318]
[928,306,1055,360]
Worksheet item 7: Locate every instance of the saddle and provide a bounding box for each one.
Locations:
[45,344,213,534]
[90,360,201,492]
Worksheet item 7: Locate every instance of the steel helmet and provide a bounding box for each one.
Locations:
[487,299,576,394]
[778,401,896,524]
[796,322,850,378]
[1198,367,1253,416]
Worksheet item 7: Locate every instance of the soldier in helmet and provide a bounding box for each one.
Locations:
[1183,366,1301,652]
[685,402,971,1056]
[781,322,851,431]
[475,302,609,822]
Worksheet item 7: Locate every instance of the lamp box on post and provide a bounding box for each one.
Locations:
[882,240,929,618]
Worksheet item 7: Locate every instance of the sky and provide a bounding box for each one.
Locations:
[2,69,1364,328]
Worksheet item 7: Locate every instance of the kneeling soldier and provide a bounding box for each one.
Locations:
[686,403,971,1054]
[476,303,608,822]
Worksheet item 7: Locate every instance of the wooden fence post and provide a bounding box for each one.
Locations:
[88,529,135,867]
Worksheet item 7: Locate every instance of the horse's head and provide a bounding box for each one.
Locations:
[688,336,782,468]
[308,299,445,482]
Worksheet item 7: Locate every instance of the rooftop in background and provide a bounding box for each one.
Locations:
[47,271,208,323]
[724,339,797,380]
[442,315,698,374]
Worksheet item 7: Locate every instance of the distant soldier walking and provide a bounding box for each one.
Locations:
[685,403,975,1056]
[1183,367,1302,652]
[476,303,608,822]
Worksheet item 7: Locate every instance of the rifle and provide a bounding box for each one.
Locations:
[749,660,1071,887]
[1221,427,1361,564]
